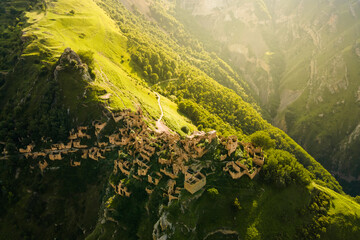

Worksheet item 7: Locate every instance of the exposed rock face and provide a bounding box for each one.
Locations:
[59,48,82,64]
[54,48,92,82]
[153,210,173,240]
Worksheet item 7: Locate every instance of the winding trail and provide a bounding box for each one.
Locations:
[155,92,163,122]
[154,92,170,134]
[151,78,179,133]
[96,66,172,133]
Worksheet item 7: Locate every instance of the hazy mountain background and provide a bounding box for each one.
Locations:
[138,0,360,195]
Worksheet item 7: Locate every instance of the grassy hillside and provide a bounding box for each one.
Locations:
[0,0,359,239]
[20,0,196,133]
[97,0,343,192]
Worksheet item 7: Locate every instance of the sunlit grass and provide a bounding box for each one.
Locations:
[23,0,196,133]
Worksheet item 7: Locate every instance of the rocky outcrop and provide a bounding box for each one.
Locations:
[54,48,92,82]
[153,210,173,240]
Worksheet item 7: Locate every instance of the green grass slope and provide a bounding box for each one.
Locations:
[21,0,195,133]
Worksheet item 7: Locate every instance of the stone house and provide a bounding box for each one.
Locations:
[39,160,48,173]
[68,130,78,140]
[252,155,264,167]
[51,144,59,151]
[88,147,104,161]
[97,142,108,148]
[184,168,206,194]
[108,134,119,145]
[19,144,34,153]
[77,128,91,139]
[225,136,238,156]
[148,172,162,185]
[158,157,171,165]
[70,160,81,167]
[160,166,178,179]
[32,152,46,159]
[65,141,72,149]
[117,181,131,197]
[137,165,150,176]
[115,160,131,176]
[73,140,88,149]
[94,122,107,136]
[223,161,245,179]
[81,149,88,159]
[145,186,154,195]
[49,153,62,161]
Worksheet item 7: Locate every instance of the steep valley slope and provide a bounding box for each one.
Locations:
[154,0,360,196]
[0,0,360,239]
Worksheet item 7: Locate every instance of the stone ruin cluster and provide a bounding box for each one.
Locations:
[222,138,264,180]
[17,108,265,202]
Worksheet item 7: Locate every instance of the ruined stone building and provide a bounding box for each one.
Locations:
[73,140,88,149]
[114,181,131,197]
[49,153,62,161]
[39,160,48,173]
[16,108,265,203]
[19,144,34,153]
[184,168,206,194]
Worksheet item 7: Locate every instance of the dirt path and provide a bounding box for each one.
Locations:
[155,92,163,122]
[155,92,170,134]
[96,65,171,133]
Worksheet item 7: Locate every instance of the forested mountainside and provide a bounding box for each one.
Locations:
[159,0,360,195]
[0,0,359,239]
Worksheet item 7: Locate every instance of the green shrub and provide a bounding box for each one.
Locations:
[234,197,242,210]
[78,50,95,68]
[207,187,219,196]
[246,224,260,240]
[78,50,95,78]
[181,125,189,134]
[250,131,275,150]
[261,149,311,187]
